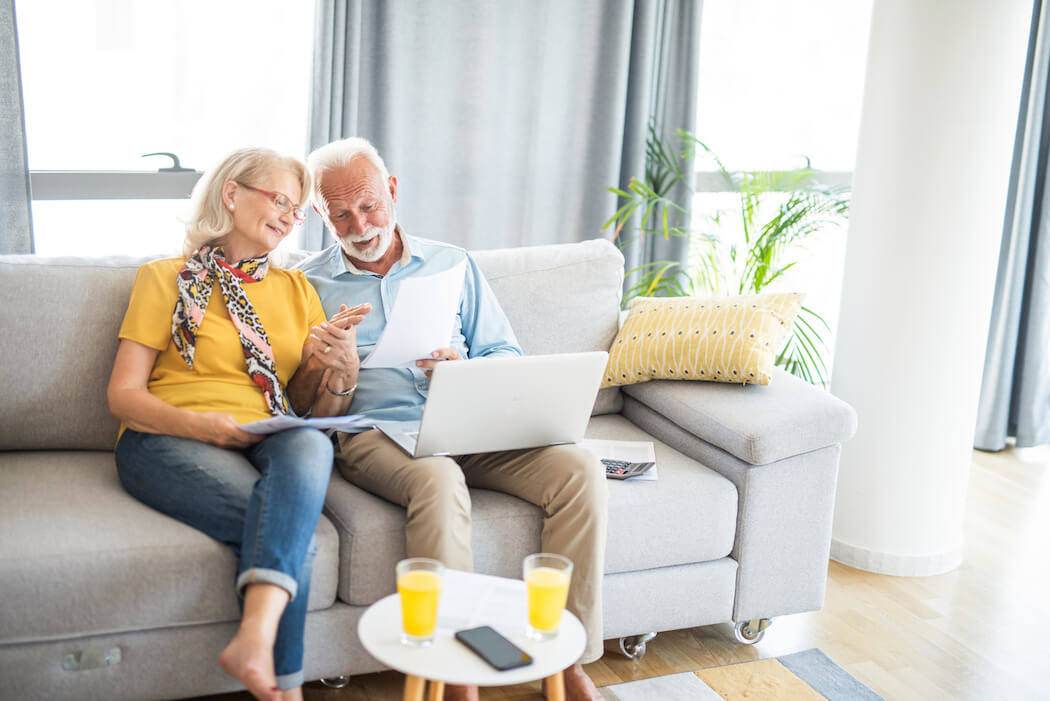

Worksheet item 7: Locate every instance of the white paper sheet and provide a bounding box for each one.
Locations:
[361,261,467,369]
[580,438,659,481]
[435,569,527,634]
[240,413,373,435]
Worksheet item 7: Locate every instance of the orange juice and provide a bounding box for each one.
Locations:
[526,566,570,632]
[397,570,442,638]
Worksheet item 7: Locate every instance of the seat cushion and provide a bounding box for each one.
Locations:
[323,414,738,605]
[0,451,339,645]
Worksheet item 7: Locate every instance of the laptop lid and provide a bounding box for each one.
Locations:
[408,351,608,457]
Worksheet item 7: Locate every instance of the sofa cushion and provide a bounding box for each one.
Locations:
[472,239,625,415]
[622,368,859,465]
[323,414,737,605]
[0,254,156,451]
[0,451,339,645]
[601,293,803,388]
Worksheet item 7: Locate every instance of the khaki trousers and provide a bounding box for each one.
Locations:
[334,429,608,663]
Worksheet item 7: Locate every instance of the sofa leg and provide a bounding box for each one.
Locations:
[618,632,657,660]
[319,675,351,688]
[732,618,772,644]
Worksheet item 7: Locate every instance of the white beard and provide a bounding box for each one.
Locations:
[339,218,396,263]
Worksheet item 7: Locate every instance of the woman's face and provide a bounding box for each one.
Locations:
[223,168,302,260]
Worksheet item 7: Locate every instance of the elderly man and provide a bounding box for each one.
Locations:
[297,137,607,701]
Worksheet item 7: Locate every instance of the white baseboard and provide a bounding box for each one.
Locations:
[829,538,963,576]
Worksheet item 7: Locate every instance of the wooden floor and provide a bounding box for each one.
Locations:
[208,445,1050,700]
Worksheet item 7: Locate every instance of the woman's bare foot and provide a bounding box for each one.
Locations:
[218,627,281,701]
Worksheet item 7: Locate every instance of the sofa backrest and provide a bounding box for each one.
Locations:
[0,254,153,450]
[0,239,624,451]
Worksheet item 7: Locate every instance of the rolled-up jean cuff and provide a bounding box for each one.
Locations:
[276,669,304,690]
[236,568,298,600]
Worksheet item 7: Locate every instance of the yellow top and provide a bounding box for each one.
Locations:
[118,257,326,426]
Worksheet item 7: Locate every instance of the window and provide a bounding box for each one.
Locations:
[16,0,315,256]
[692,0,873,368]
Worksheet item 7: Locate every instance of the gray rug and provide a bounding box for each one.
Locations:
[598,648,883,700]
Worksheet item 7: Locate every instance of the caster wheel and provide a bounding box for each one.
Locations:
[319,675,351,688]
[618,632,657,660]
[733,618,771,644]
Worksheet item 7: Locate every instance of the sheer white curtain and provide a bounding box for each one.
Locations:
[304,0,702,261]
[0,0,32,254]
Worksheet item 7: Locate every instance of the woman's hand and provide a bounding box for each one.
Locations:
[192,412,263,449]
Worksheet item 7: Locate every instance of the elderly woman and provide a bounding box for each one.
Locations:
[107,148,366,701]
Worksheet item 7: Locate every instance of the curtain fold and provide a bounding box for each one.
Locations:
[974,0,1050,451]
[0,0,33,254]
[304,0,701,261]
[617,0,703,278]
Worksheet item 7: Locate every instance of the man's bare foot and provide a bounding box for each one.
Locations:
[556,663,603,701]
[445,683,480,701]
[218,628,280,701]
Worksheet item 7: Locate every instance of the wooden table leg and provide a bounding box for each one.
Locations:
[403,674,426,701]
[427,680,445,700]
[545,670,566,701]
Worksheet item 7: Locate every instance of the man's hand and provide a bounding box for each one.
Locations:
[307,303,370,385]
[303,303,370,364]
[193,412,263,449]
[416,347,462,377]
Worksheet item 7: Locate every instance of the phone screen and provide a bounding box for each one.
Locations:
[454,626,533,671]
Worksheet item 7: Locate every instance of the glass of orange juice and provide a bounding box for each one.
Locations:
[523,553,573,640]
[396,558,444,646]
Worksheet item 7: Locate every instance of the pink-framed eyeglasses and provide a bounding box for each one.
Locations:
[235,182,307,223]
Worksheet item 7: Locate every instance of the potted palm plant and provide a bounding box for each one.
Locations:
[605,125,850,387]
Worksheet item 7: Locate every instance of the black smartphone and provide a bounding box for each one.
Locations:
[454,625,533,671]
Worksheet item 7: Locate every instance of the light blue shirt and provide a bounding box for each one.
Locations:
[296,232,522,430]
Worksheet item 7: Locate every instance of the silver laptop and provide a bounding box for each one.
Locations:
[376,351,608,457]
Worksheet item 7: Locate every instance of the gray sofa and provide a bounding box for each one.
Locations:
[0,238,856,700]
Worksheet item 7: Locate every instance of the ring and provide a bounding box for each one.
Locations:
[323,346,332,354]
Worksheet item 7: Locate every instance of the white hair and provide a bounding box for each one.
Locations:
[306,137,391,212]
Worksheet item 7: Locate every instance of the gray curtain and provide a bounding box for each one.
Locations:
[304,0,702,259]
[974,0,1050,451]
[0,0,33,254]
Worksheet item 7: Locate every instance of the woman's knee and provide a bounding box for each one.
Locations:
[266,428,334,484]
[282,428,335,464]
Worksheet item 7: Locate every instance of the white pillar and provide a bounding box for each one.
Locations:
[830,0,1033,575]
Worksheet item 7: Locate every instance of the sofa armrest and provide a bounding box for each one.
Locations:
[620,372,857,622]
[621,368,856,465]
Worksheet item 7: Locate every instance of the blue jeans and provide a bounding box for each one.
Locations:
[115,427,333,689]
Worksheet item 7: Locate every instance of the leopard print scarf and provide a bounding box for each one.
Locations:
[171,245,290,416]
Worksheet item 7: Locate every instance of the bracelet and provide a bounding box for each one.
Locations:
[325,382,357,397]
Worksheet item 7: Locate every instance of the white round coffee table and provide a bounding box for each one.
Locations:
[357,570,586,701]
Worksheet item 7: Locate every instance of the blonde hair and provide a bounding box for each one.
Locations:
[183,147,311,257]
[306,137,390,214]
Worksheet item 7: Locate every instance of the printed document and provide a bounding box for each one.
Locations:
[361,260,467,369]
[436,569,526,634]
[240,414,373,435]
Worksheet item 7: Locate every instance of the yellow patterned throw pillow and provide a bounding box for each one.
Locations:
[601,292,804,388]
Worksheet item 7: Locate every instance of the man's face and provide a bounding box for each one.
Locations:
[317,156,398,263]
